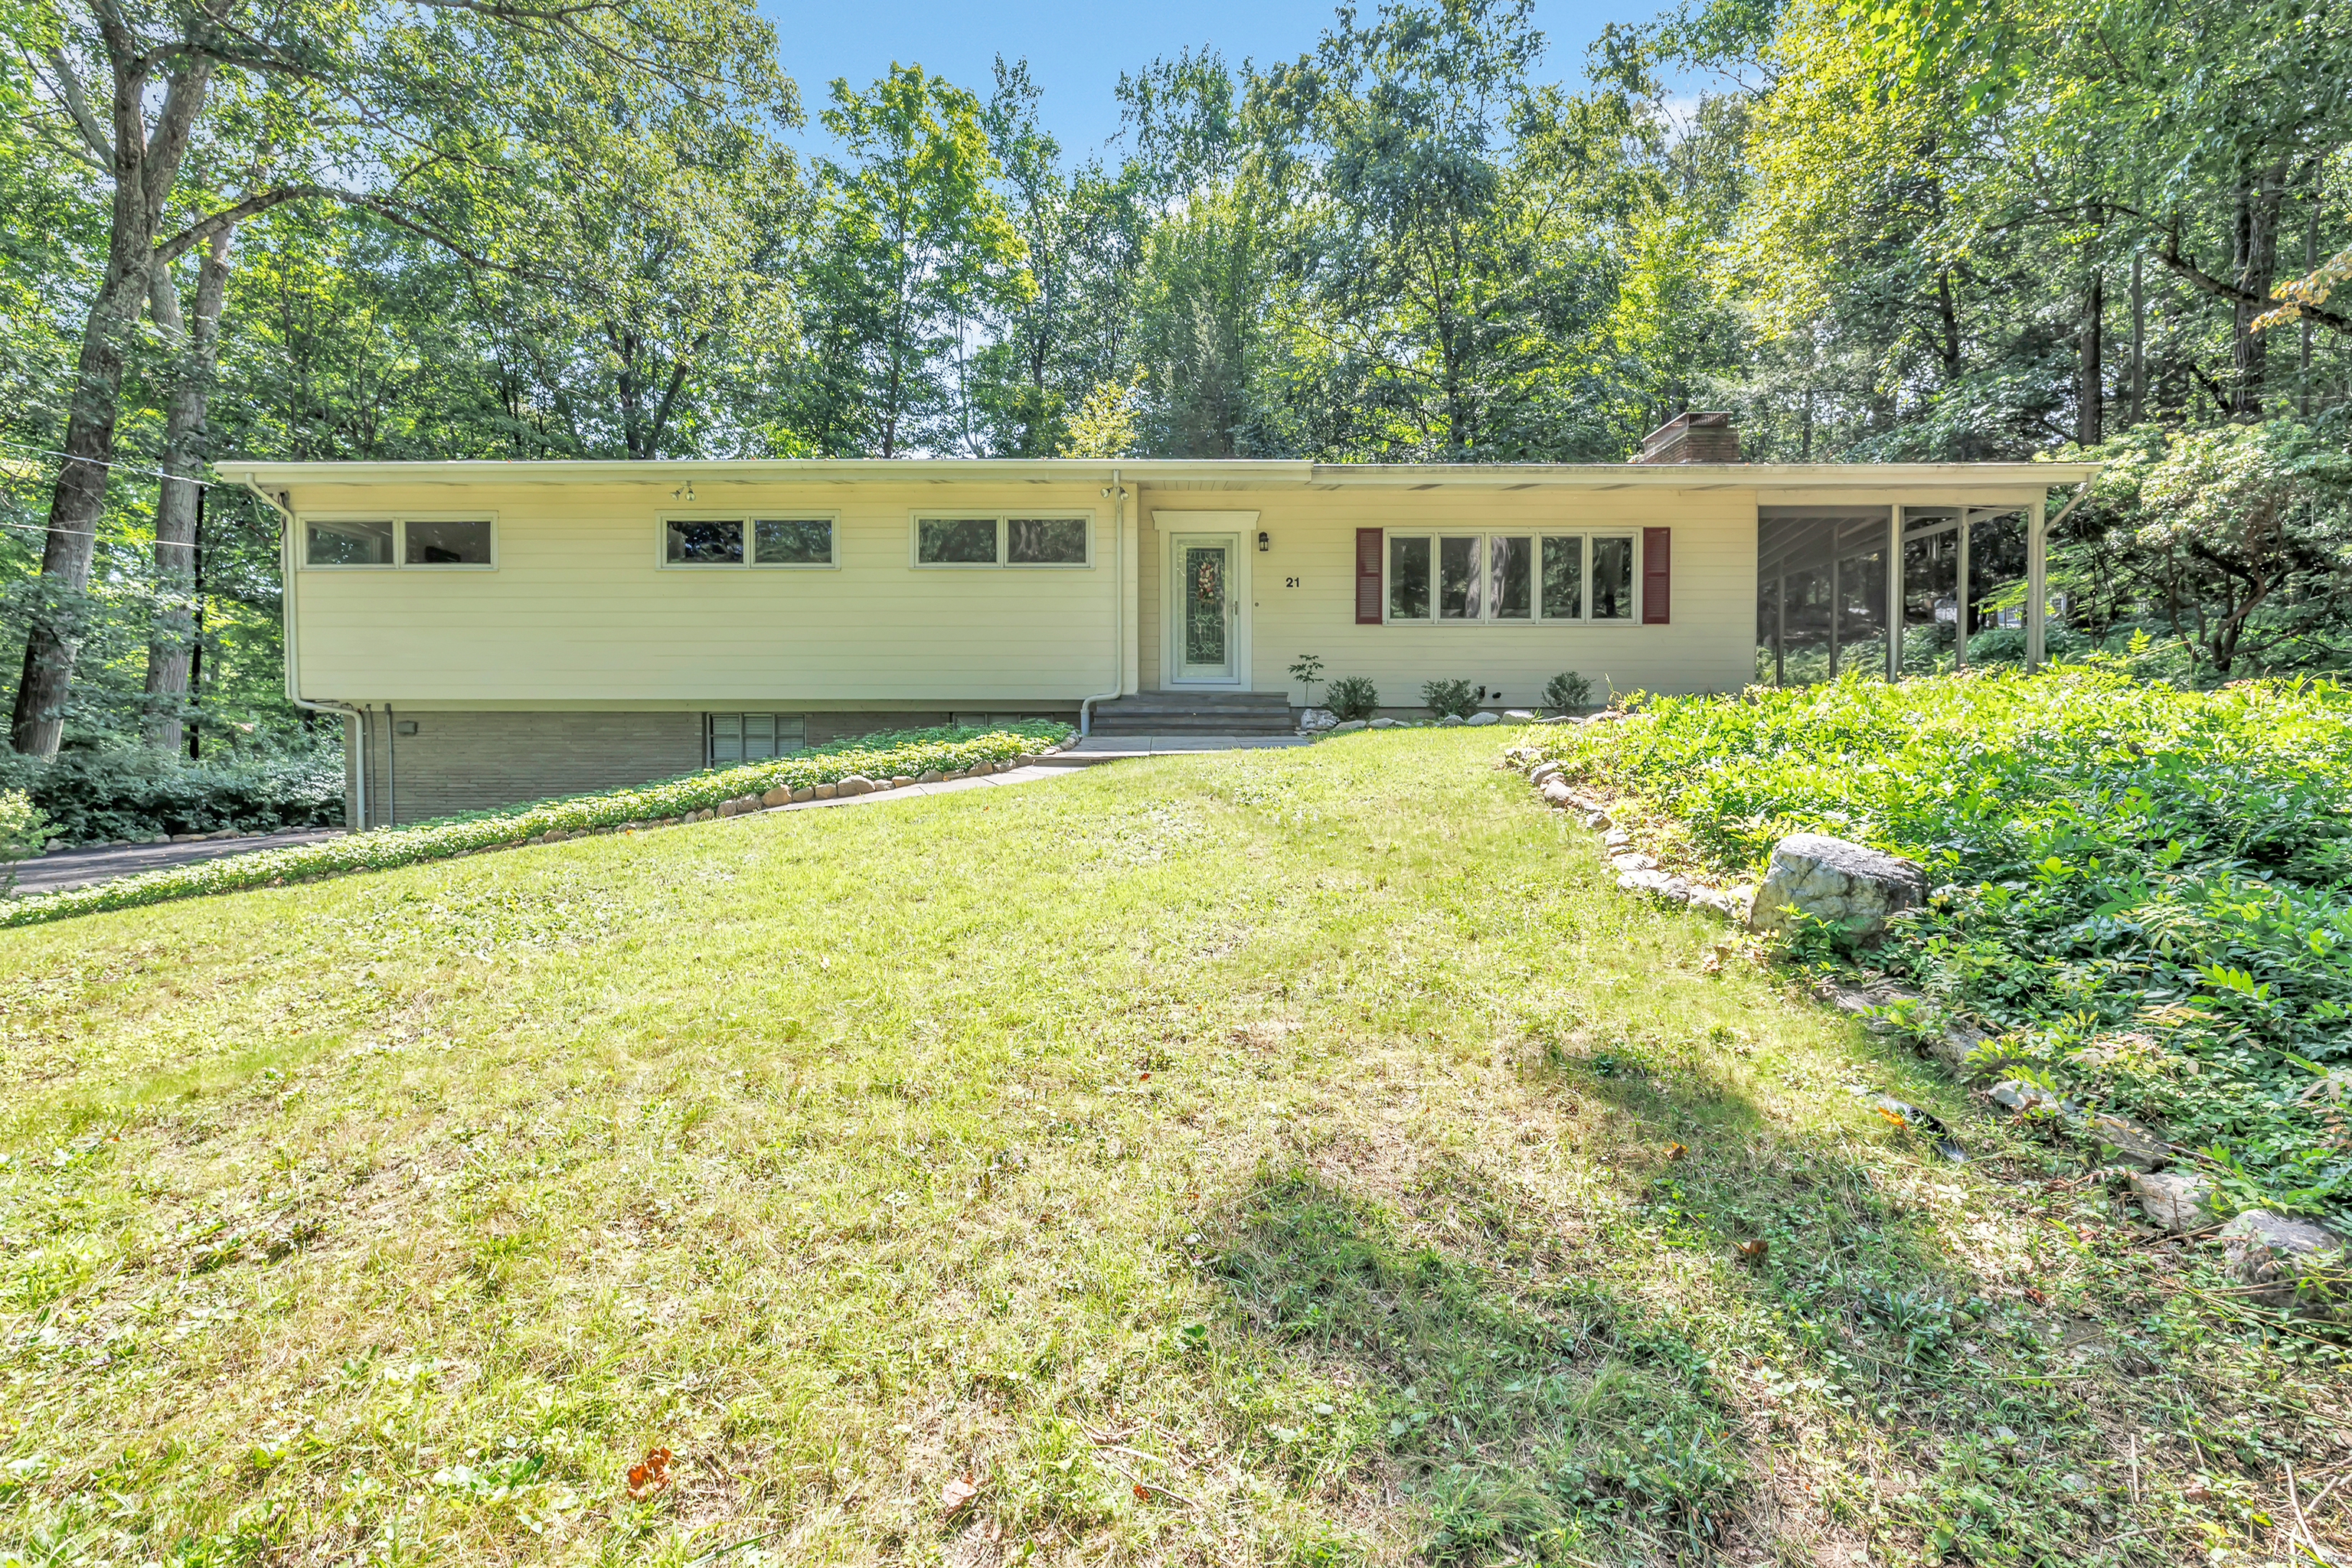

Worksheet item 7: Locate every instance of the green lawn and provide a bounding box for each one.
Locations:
[0,731,2334,1566]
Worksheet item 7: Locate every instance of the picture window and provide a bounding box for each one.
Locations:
[1383,530,1634,622]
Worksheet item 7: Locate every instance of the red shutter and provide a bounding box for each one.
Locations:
[1355,528,1383,623]
[1642,527,1671,625]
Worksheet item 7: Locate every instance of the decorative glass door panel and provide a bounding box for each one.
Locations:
[1171,536,1238,681]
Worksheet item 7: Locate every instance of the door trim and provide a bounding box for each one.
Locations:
[1155,511,1257,688]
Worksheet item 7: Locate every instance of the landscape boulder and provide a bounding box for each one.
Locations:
[761,786,793,807]
[1540,779,1573,806]
[1370,717,1403,729]
[836,775,877,796]
[2128,1170,2214,1232]
[1299,707,1340,731]
[1745,832,1927,943]
[2219,1210,2348,1310]
[1465,710,1501,727]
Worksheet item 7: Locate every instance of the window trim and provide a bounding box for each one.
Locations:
[908,510,1097,570]
[299,512,498,571]
[1380,528,1640,625]
[657,511,841,571]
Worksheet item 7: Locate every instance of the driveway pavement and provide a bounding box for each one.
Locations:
[10,828,346,897]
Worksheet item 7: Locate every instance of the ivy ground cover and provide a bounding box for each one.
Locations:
[1537,665,2352,1227]
[0,728,2341,1566]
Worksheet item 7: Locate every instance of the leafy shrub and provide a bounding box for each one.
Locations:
[1,723,1071,929]
[1422,678,1478,718]
[1325,676,1380,722]
[1543,671,1592,714]
[0,791,47,888]
[0,746,343,847]
[1538,663,2352,1223]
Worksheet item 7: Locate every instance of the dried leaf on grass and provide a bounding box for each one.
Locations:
[941,1471,981,1514]
[626,1446,673,1501]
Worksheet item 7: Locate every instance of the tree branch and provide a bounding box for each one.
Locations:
[44,47,114,162]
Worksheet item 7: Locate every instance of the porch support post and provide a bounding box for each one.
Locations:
[1828,549,1840,677]
[1775,573,1786,686]
[2026,495,2048,671]
[1955,508,1972,670]
[1886,505,1903,681]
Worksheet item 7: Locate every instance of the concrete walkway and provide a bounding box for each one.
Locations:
[1061,734,1312,759]
[11,827,346,897]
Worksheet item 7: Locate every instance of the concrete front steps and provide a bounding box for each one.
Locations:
[1084,691,1298,738]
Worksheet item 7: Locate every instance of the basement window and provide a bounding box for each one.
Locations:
[708,713,806,763]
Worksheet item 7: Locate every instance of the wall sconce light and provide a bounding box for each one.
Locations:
[1257,531,1271,552]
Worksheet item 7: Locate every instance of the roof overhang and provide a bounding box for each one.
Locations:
[222,457,2102,492]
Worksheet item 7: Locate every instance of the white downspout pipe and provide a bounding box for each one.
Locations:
[244,478,369,831]
[1079,466,1127,737]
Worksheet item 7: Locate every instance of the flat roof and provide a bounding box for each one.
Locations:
[226,457,2100,491]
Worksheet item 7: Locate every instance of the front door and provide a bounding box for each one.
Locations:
[1171,534,1239,683]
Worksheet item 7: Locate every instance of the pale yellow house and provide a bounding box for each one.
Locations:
[232,430,2094,827]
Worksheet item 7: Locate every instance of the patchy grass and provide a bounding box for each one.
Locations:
[0,729,2342,1566]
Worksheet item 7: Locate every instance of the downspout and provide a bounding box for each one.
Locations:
[243,479,369,831]
[1079,466,1127,737]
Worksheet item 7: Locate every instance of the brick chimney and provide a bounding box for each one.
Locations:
[1633,410,1740,464]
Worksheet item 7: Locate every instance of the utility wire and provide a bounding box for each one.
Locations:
[0,436,225,487]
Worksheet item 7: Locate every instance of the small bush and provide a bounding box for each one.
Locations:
[1543,671,1592,714]
[1325,676,1380,722]
[1422,678,1478,718]
[0,791,47,887]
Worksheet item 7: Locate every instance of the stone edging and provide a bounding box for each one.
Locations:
[1502,732,2350,1310]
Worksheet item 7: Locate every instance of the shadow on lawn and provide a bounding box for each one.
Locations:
[1192,1036,2187,1566]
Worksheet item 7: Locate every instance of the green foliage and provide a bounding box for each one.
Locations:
[1421,678,1478,719]
[0,789,46,881]
[0,746,342,847]
[1288,652,1326,704]
[0,723,1069,929]
[1541,671,1592,714]
[1324,675,1380,722]
[1542,665,2352,1222]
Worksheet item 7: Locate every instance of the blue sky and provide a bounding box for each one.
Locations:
[758,0,1679,156]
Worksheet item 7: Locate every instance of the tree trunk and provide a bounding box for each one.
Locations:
[142,226,234,750]
[2128,251,2145,426]
[2077,268,2103,447]
[11,44,214,757]
[2230,172,2285,416]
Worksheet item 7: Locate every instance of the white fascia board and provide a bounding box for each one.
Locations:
[226,457,2102,489]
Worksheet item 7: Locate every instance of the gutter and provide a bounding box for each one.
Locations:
[1079,467,1127,737]
[241,477,368,832]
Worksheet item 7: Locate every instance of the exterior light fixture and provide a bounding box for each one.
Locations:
[1257,530,1271,551]
[672,479,697,501]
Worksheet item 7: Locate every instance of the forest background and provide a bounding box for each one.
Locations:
[0,0,2347,773]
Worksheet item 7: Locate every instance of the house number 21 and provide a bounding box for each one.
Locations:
[1285,576,1301,588]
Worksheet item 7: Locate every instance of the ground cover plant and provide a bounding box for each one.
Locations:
[0,746,345,848]
[0,722,1069,931]
[0,728,2341,1565]
[1536,664,2352,1228]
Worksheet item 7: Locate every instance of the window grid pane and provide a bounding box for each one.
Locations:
[1592,535,1635,621]
[1437,535,1482,619]
[1007,517,1088,564]
[404,518,492,566]
[1541,534,1585,619]
[919,518,998,564]
[1389,536,1432,619]
[1490,535,1531,619]
[668,520,745,566]
[753,518,831,565]
[306,519,395,566]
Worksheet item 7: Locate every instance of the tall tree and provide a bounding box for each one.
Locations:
[785,64,1030,457]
